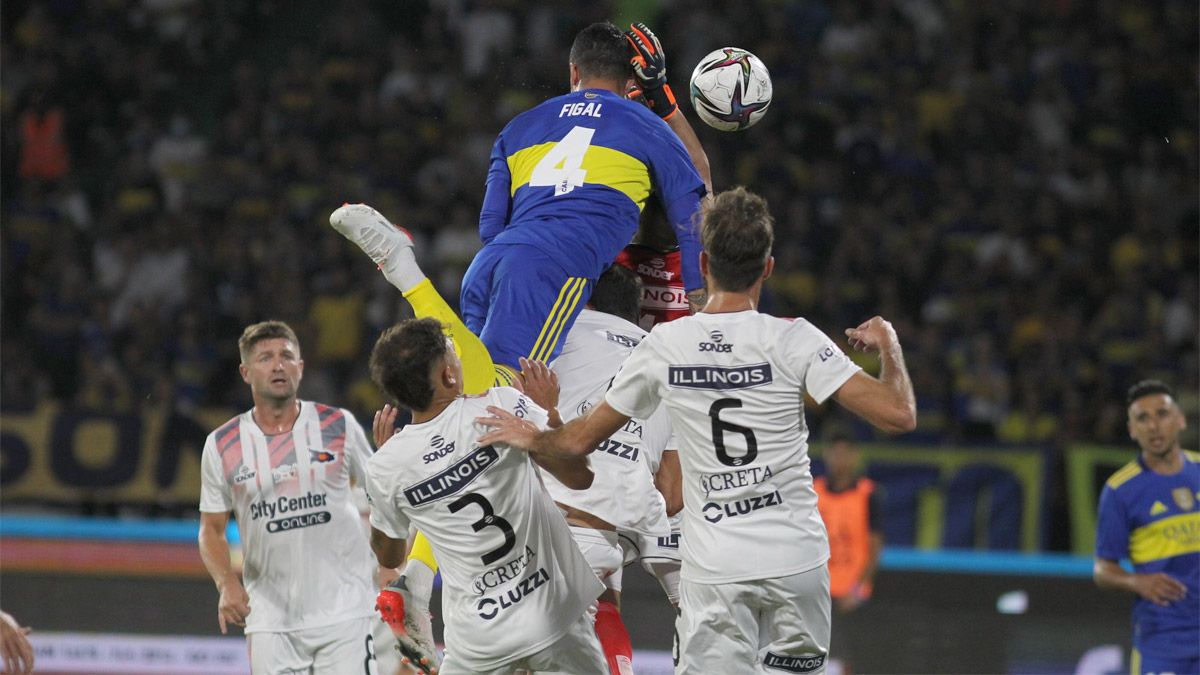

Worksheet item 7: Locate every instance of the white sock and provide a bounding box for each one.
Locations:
[402,558,435,608]
[381,246,427,294]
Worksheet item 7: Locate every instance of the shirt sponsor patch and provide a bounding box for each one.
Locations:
[668,363,773,390]
[404,445,500,507]
[763,652,826,673]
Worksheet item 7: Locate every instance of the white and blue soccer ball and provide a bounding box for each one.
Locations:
[688,48,773,131]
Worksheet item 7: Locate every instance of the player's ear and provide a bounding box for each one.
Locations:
[699,251,710,277]
[569,62,581,89]
[239,363,250,385]
[762,256,775,281]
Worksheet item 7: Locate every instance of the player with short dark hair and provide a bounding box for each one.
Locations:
[199,320,384,675]
[1094,379,1199,675]
[365,318,607,675]
[477,186,917,674]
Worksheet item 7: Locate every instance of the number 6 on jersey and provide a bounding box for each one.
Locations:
[529,126,595,196]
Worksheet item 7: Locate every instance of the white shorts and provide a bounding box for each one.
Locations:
[677,565,830,675]
[248,615,376,675]
[571,526,624,594]
[439,612,606,675]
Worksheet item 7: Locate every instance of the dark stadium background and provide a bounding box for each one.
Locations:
[1,0,1196,673]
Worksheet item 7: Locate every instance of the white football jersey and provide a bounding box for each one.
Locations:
[366,388,603,672]
[547,308,672,538]
[199,402,377,633]
[606,311,861,584]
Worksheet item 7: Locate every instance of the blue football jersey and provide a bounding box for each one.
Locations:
[478,88,705,290]
[1096,450,1200,654]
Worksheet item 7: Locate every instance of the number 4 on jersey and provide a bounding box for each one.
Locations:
[530,126,595,196]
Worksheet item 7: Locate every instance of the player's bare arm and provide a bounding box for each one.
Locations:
[477,401,630,458]
[655,449,684,516]
[1094,558,1188,607]
[832,316,917,433]
[198,511,250,634]
[370,527,408,570]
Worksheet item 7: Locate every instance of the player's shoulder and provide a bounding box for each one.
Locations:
[207,409,250,447]
[1104,459,1144,491]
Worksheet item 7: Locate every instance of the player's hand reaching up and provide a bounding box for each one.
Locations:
[373,403,401,449]
[518,357,563,427]
[845,316,900,354]
[625,23,678,120]
[0,611,34,674]
[476,406,542,450]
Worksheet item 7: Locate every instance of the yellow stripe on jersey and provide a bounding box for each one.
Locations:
[1130,646,1140,675]
[1185,449,1200,462]
[507,142,652,209]
[1129,512,1200,564]
[528,277,586,363]
[1106,461,1142,490]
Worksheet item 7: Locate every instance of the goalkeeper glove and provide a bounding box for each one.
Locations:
[625,22,679,120]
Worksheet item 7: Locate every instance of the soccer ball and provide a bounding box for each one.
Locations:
[688,48,773,131]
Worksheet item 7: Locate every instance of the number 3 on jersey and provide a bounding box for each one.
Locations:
[530,126,595,196]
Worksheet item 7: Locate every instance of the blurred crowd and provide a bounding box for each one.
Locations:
[3,0,1197,456]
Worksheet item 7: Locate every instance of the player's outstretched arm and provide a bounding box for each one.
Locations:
[477,401,630,458]
[198,511,251,634]
[832,316,917,433]
[1094,558,1188,606]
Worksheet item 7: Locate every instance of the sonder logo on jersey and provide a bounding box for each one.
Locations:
[637,262,674,280]
[668,363,773,390]
[699,329,733,353]
[423,435,457,464]
[404,445,500,507]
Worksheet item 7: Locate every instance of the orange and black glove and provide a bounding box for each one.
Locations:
[625,22,678,120]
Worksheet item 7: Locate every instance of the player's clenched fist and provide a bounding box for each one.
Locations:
[845,316,900,353]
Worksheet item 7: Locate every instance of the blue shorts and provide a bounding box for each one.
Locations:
[460,243,594,369]
[1133,625,1200,675]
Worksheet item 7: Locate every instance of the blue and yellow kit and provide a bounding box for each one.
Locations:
[1096,451,1200,669]
[462,88,705,368]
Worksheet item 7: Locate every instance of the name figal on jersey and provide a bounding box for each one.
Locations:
[668,363,773,390]
[477,567,552,620]
[471,545,537,596]
[702,490,783,523]
[700,465,774,498]
[405,446,500,507]
[423,435,456,464]
[558,102,602,118]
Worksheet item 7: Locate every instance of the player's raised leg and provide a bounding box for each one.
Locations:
[329,203,501,393]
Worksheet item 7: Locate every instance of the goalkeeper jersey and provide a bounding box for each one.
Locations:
[478,88,706,291]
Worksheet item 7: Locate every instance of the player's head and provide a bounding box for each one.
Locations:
[823,432,860,484]
[371,318,463,412]
[700,187,775,293]
[238,320,303,403]
[569,22,633,91]
[589,264,643,325]
[1126,379,1186,458]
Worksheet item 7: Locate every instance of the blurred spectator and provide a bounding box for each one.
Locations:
[0,0,1195,529]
